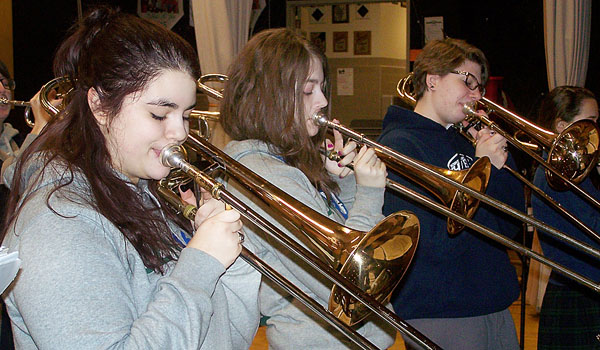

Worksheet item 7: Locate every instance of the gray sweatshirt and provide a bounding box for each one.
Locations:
[2,156,261,349]
[0,122,19,161]
[224,140,396,350]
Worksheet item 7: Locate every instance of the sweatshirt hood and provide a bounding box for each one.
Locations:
[224,139,276,161]
[379,106,451,147]
[381,105,448,132]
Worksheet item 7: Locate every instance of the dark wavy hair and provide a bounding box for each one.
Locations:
[0,59,13,96]
[2,7,200,273]
[537,86,596,132]
[413,38,489,101]
[220,28,339,198]
[0,60,11,82]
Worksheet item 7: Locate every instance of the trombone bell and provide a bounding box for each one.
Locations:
[462,98,600,191]
[546,119,600,190]
[330,212,418,325]
[175,136,421,326]
[314,111,491,235]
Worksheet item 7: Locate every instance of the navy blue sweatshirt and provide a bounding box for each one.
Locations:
[377,105,522,319]
[532,166,600,287]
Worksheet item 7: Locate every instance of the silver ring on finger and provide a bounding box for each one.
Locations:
[237,231,245,244]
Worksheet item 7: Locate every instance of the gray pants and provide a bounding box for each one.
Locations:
[403,308,519,350]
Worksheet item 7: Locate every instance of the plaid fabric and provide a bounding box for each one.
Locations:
[538,279,600,349]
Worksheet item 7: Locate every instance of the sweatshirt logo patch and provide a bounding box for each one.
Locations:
[447,153,474,171]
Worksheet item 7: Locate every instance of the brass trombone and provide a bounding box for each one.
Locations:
[464,97,599,191]
[311,112,600,293]
[159,136,441,350]
[2,76,74,128]
[157,172,384,350]
[397,73,600,244]
[399,73,600,209]
[176,135,420,325]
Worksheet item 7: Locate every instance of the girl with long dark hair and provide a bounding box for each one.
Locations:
[1,7,259,349]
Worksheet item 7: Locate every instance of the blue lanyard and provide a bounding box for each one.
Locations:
[272,154,349,219]
[172,230,191,247]
[320,191,348,220]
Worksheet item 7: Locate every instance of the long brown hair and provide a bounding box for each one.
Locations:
[2,7,199,273]
[413,38,489,100]
[537,86,596,132]
[220,28,339,198]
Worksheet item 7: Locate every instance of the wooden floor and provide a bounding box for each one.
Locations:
[249,301,540,349]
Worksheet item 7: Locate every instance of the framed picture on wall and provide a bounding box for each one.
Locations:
[310,32,326,53]
[333,32,348,52]
[354,31,371,55]
[138,0,183,29]
[332,4,349,24]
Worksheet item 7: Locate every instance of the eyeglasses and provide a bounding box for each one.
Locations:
[0,76,15,90]
[451,70,485,96]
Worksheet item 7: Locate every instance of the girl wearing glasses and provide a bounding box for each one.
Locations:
[0,61,21,163]
[377,38,523,349]
[1,62,56,231]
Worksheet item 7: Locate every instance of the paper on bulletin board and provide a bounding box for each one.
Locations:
[337,68,353,96]
[138,0,184,29]
[424,16,444,43]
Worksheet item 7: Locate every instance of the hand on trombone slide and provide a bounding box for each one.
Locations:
[179,185,244,269]
[323,120,387,187]
[28,88,62,135]
[460,108,509,170]
[474,127,509,170]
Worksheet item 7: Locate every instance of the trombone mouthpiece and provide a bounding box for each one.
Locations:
[160,144,187,168]
[312,112,329,127]
[462,102,478,117]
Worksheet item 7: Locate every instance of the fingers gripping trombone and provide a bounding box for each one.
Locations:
[157,148,416,349]
[157,139,441,350]
[236,230,245,244]
[222,203,245,244]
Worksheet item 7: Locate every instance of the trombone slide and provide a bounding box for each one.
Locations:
[0,98,30,107]
[314,109,600,293]
[156,184,381,350]
[160,141,440,350]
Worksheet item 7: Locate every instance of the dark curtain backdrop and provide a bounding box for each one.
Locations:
[410,0,547,120]
[9,0,195,132]
[410,0,599,121]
